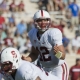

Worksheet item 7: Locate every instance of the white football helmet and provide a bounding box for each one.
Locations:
[33,10,51,32]
[0,47,21,73]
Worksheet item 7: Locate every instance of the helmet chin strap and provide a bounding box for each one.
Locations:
[40,21,50,32]
[37,26,46,33]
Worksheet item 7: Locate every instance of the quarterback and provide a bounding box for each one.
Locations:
[22,10,69,80]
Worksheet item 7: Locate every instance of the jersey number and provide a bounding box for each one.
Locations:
[36,47,51,61]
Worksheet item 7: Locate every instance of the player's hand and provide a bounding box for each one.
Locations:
[21,55,27,60]
[53,44,60,54]
[53,44,63,59]
[21,55,32,62]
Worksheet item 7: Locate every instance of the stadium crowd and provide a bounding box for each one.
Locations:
[0,0,80,54]
[0,0,80,80]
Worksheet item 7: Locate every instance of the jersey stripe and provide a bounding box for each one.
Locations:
[61,64,65,80]
[64,63,69,80]
[61,62,69,80]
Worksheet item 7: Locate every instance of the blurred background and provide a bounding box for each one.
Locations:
[0,0,80,74]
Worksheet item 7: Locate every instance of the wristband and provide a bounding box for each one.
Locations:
[55,51,62,59]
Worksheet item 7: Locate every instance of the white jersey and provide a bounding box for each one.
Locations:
[3,60,60,80]
[28,27,64,67]
[28,28,69,80]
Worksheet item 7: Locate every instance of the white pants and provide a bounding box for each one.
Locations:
[43,60,69,80]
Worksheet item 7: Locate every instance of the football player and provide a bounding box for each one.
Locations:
[22,10,69,80]
[0,47,61,80]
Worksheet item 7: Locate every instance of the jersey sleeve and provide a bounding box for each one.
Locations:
[50,28,63,46]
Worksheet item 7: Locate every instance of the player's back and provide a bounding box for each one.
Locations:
[15,60,58,80]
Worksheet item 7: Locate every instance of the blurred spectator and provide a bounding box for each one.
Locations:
[8,14,15,24]
[14,31,27,48]
[18,0,24,12]
[47,0,54,12]
[51,19,66,34]
[0,25,7,40]
[77,47,80,54]
[14,5,19,12]
[62,0,68,7]
[59,19,66,33]
[3,30,14,47]
[0,11,5,25]
[69,58,80,80]
[38,0,48,10]
[71,35,80,54]
[0,42,6,52]
[76,36,80,54]
[13,31,21,48]
[19,37,32,54]
[27,20,35,32]
[0,0,8,12]
[52,23,63,33]
[7,22,16,38]
[16,20,27,35]
[68,0,80,30]
[53,0,64,11]
[0,26,6,51]
[9,0,16,12]
[65,9,72,30]
[62,34,70,53]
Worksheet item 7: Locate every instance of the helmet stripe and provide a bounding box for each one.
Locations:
[41,10,43,17]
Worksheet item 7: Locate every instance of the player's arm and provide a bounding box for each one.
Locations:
[22,46,39,62]
[35,76,41,80]
[51,29,66,60]
[53,44,65,60]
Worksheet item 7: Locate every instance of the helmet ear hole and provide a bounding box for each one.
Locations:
[16,59,18,63]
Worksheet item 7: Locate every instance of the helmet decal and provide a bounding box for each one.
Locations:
[0,47,21,73]
[11,51,17,58]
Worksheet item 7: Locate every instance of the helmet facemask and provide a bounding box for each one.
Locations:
[1,61,13,73]
[34,18,51,32]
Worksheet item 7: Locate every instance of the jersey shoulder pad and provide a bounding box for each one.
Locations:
[48,28,62,35]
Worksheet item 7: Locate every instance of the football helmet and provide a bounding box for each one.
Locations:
[0,47,21,73]
[33,10,51,32]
